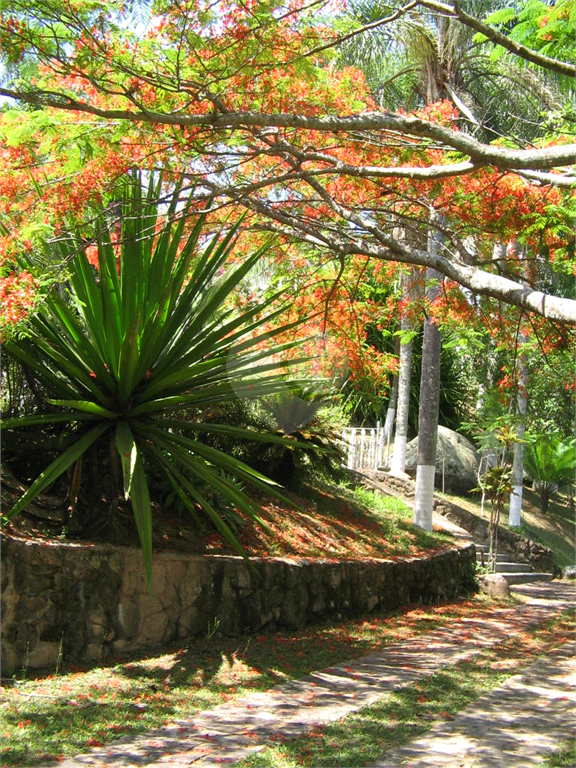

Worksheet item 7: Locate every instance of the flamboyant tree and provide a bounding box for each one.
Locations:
[0,2,574,535]
[340,0,547,524]
[0,0,574,318]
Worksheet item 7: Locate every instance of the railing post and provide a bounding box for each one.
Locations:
[347,430,356,470]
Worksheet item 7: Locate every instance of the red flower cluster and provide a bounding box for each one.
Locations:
[0,270,37,327]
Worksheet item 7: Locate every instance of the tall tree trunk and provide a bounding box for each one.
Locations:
[509,242,529,528]
[509,337,528,527]
[389,317,414,474]
[413,218,444,531]
[390,268,415,475]
[383,340,400,468]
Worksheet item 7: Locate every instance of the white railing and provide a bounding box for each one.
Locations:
[341,423,387,471]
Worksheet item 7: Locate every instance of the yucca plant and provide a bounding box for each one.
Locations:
[1,175,314,587]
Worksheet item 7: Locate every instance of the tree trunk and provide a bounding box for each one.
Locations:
[413,307,442,529]
[383,343,399,467]
[389,314,413,475]
[389,263,420,475]
[509,313,529,526]
[413,219,444,531]
[488,497,501,572]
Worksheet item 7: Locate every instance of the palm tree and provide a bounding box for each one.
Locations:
[508,328,529,527]
[338,0,563,143]
[413,222,444,531]
[389,266,417,475]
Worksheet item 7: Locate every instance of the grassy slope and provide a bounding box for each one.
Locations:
[3,476,455,560]
[216,483,455,559]
[437,486,575,568]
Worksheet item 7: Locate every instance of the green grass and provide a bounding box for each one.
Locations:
[539,739,576,767]
[0,594,521,766]
[437,486,575,568]
[309,479,455,552]
[207,480,455,560]
[236,613,574,767]
[3,473,456,562]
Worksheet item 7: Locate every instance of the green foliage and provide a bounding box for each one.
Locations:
[526,346,576,441]
[477,463,513,503]
[471,418,517,571]
[482,0,576,68]
[317,479,455,552]
[524,434,576,513]
[345,323,468,430]
[1,174,314,587]
[262,387,325,435]
[245,389,345,492]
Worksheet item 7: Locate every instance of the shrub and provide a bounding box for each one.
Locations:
[524,434,576,514]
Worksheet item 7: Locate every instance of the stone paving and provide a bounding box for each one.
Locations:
[368,642,575,768]
[43,580,575,768]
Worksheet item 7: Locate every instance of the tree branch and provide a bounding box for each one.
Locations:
[205,178,576,324]
[416,0,576,78]
[2,87,575,171]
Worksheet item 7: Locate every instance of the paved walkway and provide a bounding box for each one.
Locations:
[368,643,575,768]
[45,580,575,768]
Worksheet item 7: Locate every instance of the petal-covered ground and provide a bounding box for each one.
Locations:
[2,478,453,559]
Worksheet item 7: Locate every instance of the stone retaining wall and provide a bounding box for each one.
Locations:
[1,535,475,673]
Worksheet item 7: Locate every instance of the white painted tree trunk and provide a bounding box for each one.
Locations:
[508,241,529,529]
[413,217,444,531]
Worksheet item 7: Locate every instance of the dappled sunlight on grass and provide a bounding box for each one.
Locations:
[0,594,522,766]
[237,613,575,767]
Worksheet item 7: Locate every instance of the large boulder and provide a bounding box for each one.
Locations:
[404,425,479,494]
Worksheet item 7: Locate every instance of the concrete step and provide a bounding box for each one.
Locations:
[475,552,510,564]
[494,562,533,573]
[499,572,554,585]
[475,544,509,555]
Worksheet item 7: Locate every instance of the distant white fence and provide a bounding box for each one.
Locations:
[341,424,387,471]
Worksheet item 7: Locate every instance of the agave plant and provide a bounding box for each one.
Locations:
[1,175,313,587]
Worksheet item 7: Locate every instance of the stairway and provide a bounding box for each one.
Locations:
[475,544,554,585]
[357,470,557,585]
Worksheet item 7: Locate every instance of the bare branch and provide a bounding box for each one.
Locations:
[515,170,576,188]
[300,0,418,59]
[203,176,576,324]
